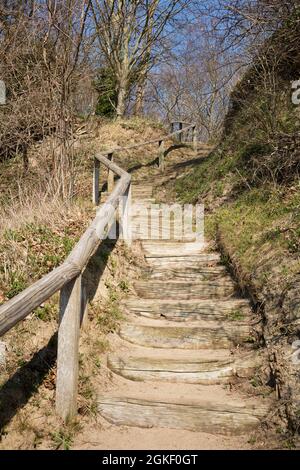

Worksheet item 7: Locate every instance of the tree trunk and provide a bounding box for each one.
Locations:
[116,76,127,120]
[134,81,145,116]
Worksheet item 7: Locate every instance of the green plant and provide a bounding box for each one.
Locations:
[6,272,27,299]
[94,67,117,117]
[34,304,54,322]
[119,279,129,292]
[227,309,245,321]
[51,429,74,450]
[97,302,123,334]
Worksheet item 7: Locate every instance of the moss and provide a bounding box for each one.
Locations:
[0,222,78,299]
[227,310,245,321]
[203,186,300,291]
[6,272,27,299]
[175,151,238,203]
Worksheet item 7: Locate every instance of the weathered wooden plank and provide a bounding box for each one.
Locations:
[107,152,115,193]
[0,262,80,336]
[121,184,132,246]
[56,275,81,421]
[0,168,130,336]
[96,123,195,157]
[107,352,262,384]
[142,241,206,257]
[119,322,254,349]
[93,158,100,205]
[122,298,251,322]
[95,153,128,178]
[158,140,165,171]
[192,126,197,151]
[134,279,237,300]
[98,396,269,435]
[66,174,131,267]
[146,254,221,269]
[148,267,229,281]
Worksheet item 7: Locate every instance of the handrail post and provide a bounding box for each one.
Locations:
[80,280,89,330]
[192,126,197,152]
[56,275,82,422]
[121,183,132,246]
[178,122,183,142]
[158,139,165,172]
[107,152,114,193]
[93,158,100,205]
[170,122,174,134]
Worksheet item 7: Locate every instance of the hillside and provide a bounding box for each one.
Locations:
[174,31,300,441]
[0,117,163,449]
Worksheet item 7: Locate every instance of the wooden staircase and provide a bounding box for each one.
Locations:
[98,183,270,439]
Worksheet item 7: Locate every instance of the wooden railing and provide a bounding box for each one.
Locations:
[93,121,197,188]
[0,120,196,422]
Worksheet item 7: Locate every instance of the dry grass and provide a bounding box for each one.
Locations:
[0,238,143,450]
[0,116,156,449]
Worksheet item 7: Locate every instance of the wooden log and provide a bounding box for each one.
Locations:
[107,152,114,193]
[178,122,183,142]
[0,262,80,337]
[142,241,206,257]
[119,322,253,349]
[0,172,131,337]
[67,174,131,267]
[98,395,269,435]
[145,253,221,269]
[94,123,195,157]
[121,184,132,246]
[133,279,236,300]
[80,278,89,330]
[192,126,197,152]
[122,298,251,322]
[95,153,127,178]
[107,353,235,384]
[56,275,81,421]
[93,157,100,205]
[107,351,262,385]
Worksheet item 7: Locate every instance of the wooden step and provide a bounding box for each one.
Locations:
[123,298,251,322]
[107,351,262,385]
[149,266,230,281]
[134,280,236,299]
[131,185,153,196]
[119,322,255,349]
[142,242,206,257]
[146,254,221,269]
[98,395,269,435]
[131,198,156,204]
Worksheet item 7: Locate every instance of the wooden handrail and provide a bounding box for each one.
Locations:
[0,157,130,337]
[98,123,196,156]
[0,119,197,421]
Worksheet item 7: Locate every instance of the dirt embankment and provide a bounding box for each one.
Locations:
[174,34,300,444]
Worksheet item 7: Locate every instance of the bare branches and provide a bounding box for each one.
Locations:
[0,1,92,198]
[91,0,186,118]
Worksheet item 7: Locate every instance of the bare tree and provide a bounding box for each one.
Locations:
[91,0,186,119]
[0,1,50,171]
[42,0,92,198]
[0,1,92,198]
[146,18,240,141]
